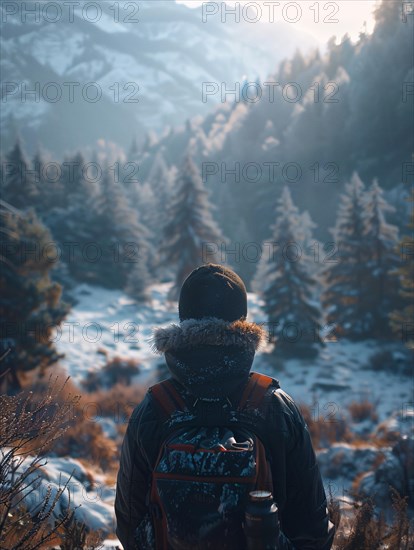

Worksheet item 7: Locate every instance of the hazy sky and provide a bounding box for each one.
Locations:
[177,0,379,46]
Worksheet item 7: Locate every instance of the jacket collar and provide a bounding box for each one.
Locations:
[151,317,266,354]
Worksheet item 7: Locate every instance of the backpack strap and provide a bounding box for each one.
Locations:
[150,372,278,419]
[238,372,276,411]
[149,372,279,444]
[149,378,188,419]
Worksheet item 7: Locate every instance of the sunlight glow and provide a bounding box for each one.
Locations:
[177,0,379,46]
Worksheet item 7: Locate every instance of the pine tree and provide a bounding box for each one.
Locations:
[3,141,38,210]
[390,189,414,348]
[147,153,172,199]
[90,170,151,292]
[363,180,400,337]
[45,152,99,282]
[288,49,307,81]
[32,150,46,214]
[32,150,64,215]
[160,155,225,299]
[322,173,369,338]
[61,152,97,203]
[125,257,151,303]
[129,179,156,230]
[0,201,69,393]
[145,152,173,242]
[129,178,163,281]
[258,187,323,356]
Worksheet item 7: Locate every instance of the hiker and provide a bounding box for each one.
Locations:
[115,264,335,549]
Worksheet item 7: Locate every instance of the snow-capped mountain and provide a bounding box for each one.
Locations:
[1,0,317,155]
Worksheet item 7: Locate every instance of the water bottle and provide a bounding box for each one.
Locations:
[243,490,280,550]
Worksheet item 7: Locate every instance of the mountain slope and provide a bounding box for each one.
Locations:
[1,0,316,155]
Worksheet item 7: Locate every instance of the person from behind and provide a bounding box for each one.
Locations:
[115,264,335,549]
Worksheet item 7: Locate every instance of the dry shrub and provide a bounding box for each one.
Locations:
[341,497,386,549]
[3,376,80,456]
[369,349,395,372]
[82,357,141,392]
[368,349,411,375]
[57,516,103,550]
[0,378,103,549]
[299,402,353,449]
[374,418,404,446]
[331,489,414,549]
[26,370,147,470]
[87,383,145,443]
[327,484,341,532]
[53,413,117,471]
[384,487,413,550]
[88,383,144,421]
[348,400,378,423]
[351,472,369,497]
[23,375,117,472]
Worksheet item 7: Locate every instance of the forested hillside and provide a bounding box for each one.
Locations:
[134,1,412,249]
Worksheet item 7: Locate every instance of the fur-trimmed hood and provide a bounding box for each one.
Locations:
[151,317,266,354]
[151,317,267,399]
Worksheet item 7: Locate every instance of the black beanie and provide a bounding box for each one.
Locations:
[178,264,247,322]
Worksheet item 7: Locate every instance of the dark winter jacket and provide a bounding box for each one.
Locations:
[115,318,335,550]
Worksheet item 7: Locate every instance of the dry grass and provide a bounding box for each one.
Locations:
[57,516,104,550]
[0,377,104,549]
[299,402,353,449]
[373,418,405,447]
[24,368,146,466]
[82,356,141,392]
[87,383,145,423]
[0,370,146,547]
[330,488,414,549]
[87,383,146,443]
[348,400,378,423]
[22,374,117,472]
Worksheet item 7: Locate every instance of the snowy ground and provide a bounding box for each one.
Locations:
[56,282,178,386]
[57,283,413,426]
[1,448,119,546]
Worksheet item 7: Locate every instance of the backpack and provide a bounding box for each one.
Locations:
[142,372,277,550]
